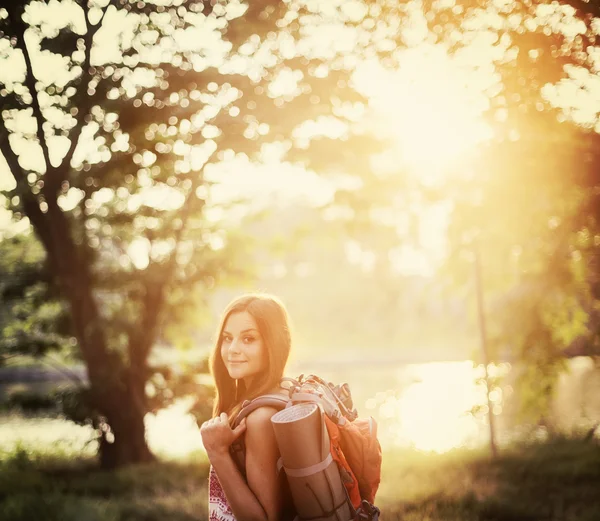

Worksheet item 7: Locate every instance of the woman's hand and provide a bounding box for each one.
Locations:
[200,412,247,456]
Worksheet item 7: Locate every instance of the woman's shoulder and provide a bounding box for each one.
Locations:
[244,385,288,425]
[245,405,279,426]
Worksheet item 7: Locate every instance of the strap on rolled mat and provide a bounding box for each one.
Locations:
[278,453,334,478]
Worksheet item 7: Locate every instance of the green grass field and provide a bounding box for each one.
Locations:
[1,437,599,521]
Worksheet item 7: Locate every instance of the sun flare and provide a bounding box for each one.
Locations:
[354,44,494,185]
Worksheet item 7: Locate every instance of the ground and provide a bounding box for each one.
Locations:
[1,438,599,521]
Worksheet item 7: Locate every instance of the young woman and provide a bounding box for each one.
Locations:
[200,293,295,521]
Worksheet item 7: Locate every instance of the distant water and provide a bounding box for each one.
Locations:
[1,357,599,458]
[303,357,600,452]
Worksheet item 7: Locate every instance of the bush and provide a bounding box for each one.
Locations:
[2,390,58,413]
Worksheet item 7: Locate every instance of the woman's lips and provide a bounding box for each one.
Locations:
[228,361,247,364]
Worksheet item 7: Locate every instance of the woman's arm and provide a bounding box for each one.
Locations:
[203,407,284,521]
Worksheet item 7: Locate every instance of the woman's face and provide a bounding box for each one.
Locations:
[220,311,267,388]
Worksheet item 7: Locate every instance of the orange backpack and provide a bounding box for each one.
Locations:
[231,374,382,520]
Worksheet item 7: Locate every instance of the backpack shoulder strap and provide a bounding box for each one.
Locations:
[230,393,291,477]
[232,394,290,428]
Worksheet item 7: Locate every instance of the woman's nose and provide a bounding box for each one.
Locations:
[228,339,241,354]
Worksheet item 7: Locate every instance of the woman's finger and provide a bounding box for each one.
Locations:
[220,412,228,423]
[232,417,246,439]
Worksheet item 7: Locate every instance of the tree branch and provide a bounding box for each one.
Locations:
[129,164,212,368]
[12,16,53,175]
[0,120,55,245]
[55,0,117,188]
[0,120,27,189]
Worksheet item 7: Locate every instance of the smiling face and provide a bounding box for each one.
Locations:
[220,311,267,388]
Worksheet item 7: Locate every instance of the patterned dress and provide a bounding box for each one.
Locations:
[208,465,236,521]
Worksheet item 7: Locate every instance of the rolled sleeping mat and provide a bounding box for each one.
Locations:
[271,403,354,521]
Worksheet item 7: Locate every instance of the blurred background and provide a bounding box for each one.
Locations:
[1,0,600,520]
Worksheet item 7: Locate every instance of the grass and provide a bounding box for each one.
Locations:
[0,447,210,521]
[377,438,600,521]
[0,438,599,521]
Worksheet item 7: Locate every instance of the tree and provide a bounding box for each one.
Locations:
[0,0,380,467]
[435,0,600,425]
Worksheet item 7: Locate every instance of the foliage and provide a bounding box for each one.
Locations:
[0,232,72,361]
[0,0,384,466]
[425,0,600,423]
[0,389,58,412]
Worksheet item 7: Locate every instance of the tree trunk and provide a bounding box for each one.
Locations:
[21,167,158,469]
[41,214,156,468]
[99,393,155,469]
[97,370,155,469]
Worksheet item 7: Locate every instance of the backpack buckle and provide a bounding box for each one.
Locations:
[356,501,380,521]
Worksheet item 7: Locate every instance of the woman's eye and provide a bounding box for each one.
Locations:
[243,336,255,343]
[222,336,232,343]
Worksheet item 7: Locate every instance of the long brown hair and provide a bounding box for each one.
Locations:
[210,293,292,424]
